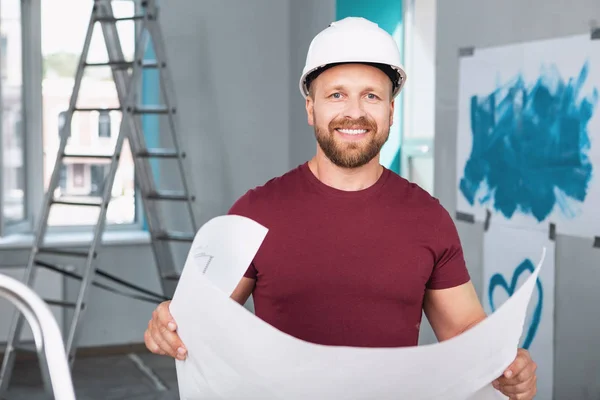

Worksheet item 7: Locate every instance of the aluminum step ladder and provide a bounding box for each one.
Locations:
[0,0,198,394]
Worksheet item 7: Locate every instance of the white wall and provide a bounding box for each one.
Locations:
[434,0,600,398]
[402,0,436,140]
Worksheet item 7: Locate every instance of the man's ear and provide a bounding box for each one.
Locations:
[306,96,315,126]
[389,100,395,126]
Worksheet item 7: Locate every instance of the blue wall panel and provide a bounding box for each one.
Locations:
[336,0,404,174]
[140,40,159,229]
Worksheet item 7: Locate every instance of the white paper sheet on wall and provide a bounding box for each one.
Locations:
[169,215,546,400]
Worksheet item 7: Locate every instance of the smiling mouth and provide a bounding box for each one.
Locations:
[335,128,369,135]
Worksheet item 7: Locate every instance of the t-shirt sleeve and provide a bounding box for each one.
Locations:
[227,190,259,280]
[426,205,471,290]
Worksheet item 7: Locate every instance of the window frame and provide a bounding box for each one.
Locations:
[0,0,38,236]
[399,0,435,194]
[0,0,144,238]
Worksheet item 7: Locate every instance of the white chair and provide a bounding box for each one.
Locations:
[0,273,76,399]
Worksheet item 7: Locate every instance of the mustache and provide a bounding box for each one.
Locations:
[329,116,377,131]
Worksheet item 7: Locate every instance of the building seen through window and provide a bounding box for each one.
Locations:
[42,0,136,226]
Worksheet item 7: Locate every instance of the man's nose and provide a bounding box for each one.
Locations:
[343,97,366,120]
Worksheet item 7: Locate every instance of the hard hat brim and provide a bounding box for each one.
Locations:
[299,61,406,99]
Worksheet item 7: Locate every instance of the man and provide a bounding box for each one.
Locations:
[144,17,537,399]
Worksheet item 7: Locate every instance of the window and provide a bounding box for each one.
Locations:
[71,164,85,189]
[41,0,137,227]
[58,164,67,192]
[400,0,436,195]
[0,0,142,237]
[90,164,107,196]
[98,110,111,138]
[0,0,26,229]
[57,110,68,136]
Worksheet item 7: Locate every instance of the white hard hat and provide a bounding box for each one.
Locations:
[299,17,407,99]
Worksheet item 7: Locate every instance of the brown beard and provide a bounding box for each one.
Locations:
[314,115,388,168]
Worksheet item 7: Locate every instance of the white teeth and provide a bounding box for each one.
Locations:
[338,129,367,135]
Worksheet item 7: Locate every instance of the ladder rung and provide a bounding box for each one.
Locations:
[44,299,78,308]
[63,152,114,160]
[96,15,145,22]
[53,197,103,207]
[74,107,122,112]
[156,231,194,242]
[37,248,94,258]
[85,61,132,69]
[146,190,191,201]
[131,105,171,114]
[140,60,161,68]
[85,60,161,69]
[136,148,181,159]
[162,273,181,281]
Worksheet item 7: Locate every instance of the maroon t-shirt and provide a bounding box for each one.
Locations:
[228,162,470,348]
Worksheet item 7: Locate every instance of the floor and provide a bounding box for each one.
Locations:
[2,352,180,400]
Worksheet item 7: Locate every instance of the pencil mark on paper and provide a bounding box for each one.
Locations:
[194,251,215,275]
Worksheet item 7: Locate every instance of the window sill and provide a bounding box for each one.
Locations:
[0,229,151,250]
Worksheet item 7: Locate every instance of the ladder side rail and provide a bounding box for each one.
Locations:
[145,13,199,233]
[64,104,133,364]
[99,4,178,297]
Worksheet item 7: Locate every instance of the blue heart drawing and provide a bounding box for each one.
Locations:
[488,259,543,350]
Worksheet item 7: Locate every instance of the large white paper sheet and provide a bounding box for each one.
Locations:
[170,215,546,400]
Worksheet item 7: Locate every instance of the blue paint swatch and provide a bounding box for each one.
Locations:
[489,259,543,350]
[459,61,598,221]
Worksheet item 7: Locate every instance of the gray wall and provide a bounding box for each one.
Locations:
[289,0,336,167]
[434,0,600,398]
[0,0,334,348]
[160,0,291,226]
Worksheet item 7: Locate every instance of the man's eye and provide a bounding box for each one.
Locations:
[367,93,378,100]
[330,93,342,99]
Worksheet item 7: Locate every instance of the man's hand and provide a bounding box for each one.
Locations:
[144,300,187,360]
[492,348,537,399]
